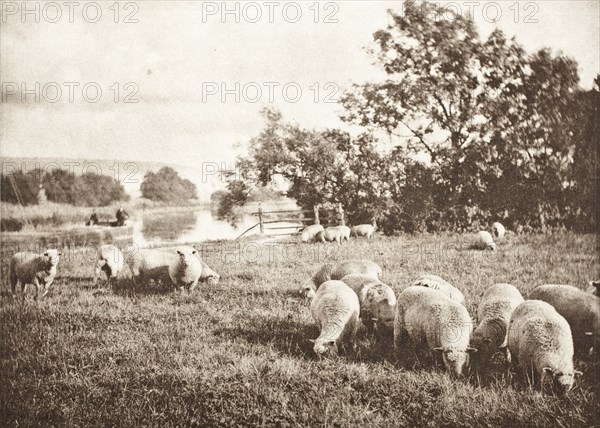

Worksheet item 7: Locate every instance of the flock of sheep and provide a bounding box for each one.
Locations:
[8,244,221,299]
[7,221,599,396]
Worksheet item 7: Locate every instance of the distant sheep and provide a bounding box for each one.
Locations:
[507,300,580,394]
[310,280,360,357]
[9,249,62,300]
[491,222,506,239]
[300,224,325,243]
[411,274,465,305]
[473,231,496,251]
[311,260,382,288]
[340,273,397,331]
[93,244,124,286]
[394,286,475,377]
[529,284,600,357]
[127,247,220,291]
[587,280,600,297]
[471,283,523,364]
[350,224,375,239]
[323,226,350,244]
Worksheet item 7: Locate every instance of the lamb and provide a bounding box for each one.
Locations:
[507,300,580,394]
[93,244,124,286]
[323,226,350,244]
[473,230,496,251]
[411,274,465,305]
[394,286,476,377]
[127,247,220,291]
[491,222,506,239]
[350,223,376,239]
[470,283,524,364]
[529,284,600,357]
[587,280,600,296]
[300,224,325,243]
[310,280,360,357]
[340,273,396,331]
[169,246,204,292]
[9,249,62,300]
[311,259,382,288]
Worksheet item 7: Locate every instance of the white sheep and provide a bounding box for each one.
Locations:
[323,226,350,244]
[127,247,220,291]
[587,280,600,297]
[93,244,124,286]
[311,259,382,288]
[350,223,376,239]
[340,273,397,332]
[491,222,506,239]
[310,280,360,357]
[169,246,204,292]
[507,300,580,394]
[300,224,325,243]
[394,286,476,377]
[471,283,524,364]
[411,274,465,305]
[473,230,496,251]
[529,284,600,357]
[9,249,62,300]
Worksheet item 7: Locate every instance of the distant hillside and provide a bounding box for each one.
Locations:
[0,157,227,202]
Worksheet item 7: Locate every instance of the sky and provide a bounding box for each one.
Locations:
[1,1,598,175]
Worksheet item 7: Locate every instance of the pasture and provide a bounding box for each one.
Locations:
[1,233,598,427]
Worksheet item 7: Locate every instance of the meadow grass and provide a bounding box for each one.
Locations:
[0,233,598,427]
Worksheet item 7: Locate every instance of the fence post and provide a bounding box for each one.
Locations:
[258,206,264,237]
[338,203,345,226]
[313,205,320,225]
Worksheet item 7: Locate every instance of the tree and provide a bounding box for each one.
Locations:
[140,167,198,203]
[0,170,40,205]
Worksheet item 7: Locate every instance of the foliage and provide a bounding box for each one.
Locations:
[140,167,198,203]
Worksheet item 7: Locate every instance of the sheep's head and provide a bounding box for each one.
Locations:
[486,242,497,251]
[311,339,338,358]
[589,280,600,296]
[366,285,396,330]
[542,367,582,395]
[43,249,61,266]
[299,283,316,302]
[435,346,477,377]
[175,248,197,267]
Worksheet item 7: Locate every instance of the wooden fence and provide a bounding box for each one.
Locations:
[235,203,345,240]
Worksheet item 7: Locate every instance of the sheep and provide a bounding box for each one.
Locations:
[9,249,62,300]
[470,283,524,365]
[323,226,350,244]
[127,247,220,291]
[93,244,124,286]
[168,246,204,292]
[350,223,376,239]
[394,286,475,376]
[491,222,506,239]
[340,273,396,332]
[587,280,600,296]
[507,300,580,394]
[300,224,325,243]
[529,284,600,357]
[310,280,360,357]
[311,259,382,288]
[473,230,496,251]
[411,274,465,305]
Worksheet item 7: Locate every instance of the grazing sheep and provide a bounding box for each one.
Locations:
[127,247,220,291]
[350,223,376,239]
[491,222,506,239]
[310,280,360,357]
[411,274,465,305]
[300,224,325,243]
[394,286,476,377]
[169,246,204,292]
[340,273,396,331]
[311,260,382,288]
[529,284,600,357]
[323,226,350,244]
[507,300,580,394]
[471,283,524,364]
[9,249,62,300]
[93,244,124,286]
[474,230,496,251]
[587,280,600,296]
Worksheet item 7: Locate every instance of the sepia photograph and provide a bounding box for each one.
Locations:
[0,1,598,426]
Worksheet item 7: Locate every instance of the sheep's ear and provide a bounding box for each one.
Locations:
[308,339,316,344]
[467,347,478,353]
[43,252,49,256]
[584,331,593,336]
[58,252,63,256]
[433,347,443,352]
[499,337,508,348]
[176,250,182,255]
[371,318,378,322]
[574,370,583,377]
[192,250,197,255]
[542,367,553,374]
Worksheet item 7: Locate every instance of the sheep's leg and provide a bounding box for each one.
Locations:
[33,277,41,301]
[188,279,199,293]
[93,260,105,284]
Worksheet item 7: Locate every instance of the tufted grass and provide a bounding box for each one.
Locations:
[0,232,599,427]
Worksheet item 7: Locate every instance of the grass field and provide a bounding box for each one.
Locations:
[1,233,599,427]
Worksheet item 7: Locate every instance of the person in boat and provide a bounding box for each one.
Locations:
[116,207,130,226]
[86,213,99,226]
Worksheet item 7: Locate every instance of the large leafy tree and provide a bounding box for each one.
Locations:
[141,167,198,203]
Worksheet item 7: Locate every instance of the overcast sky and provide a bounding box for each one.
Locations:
[1,1,598,171]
